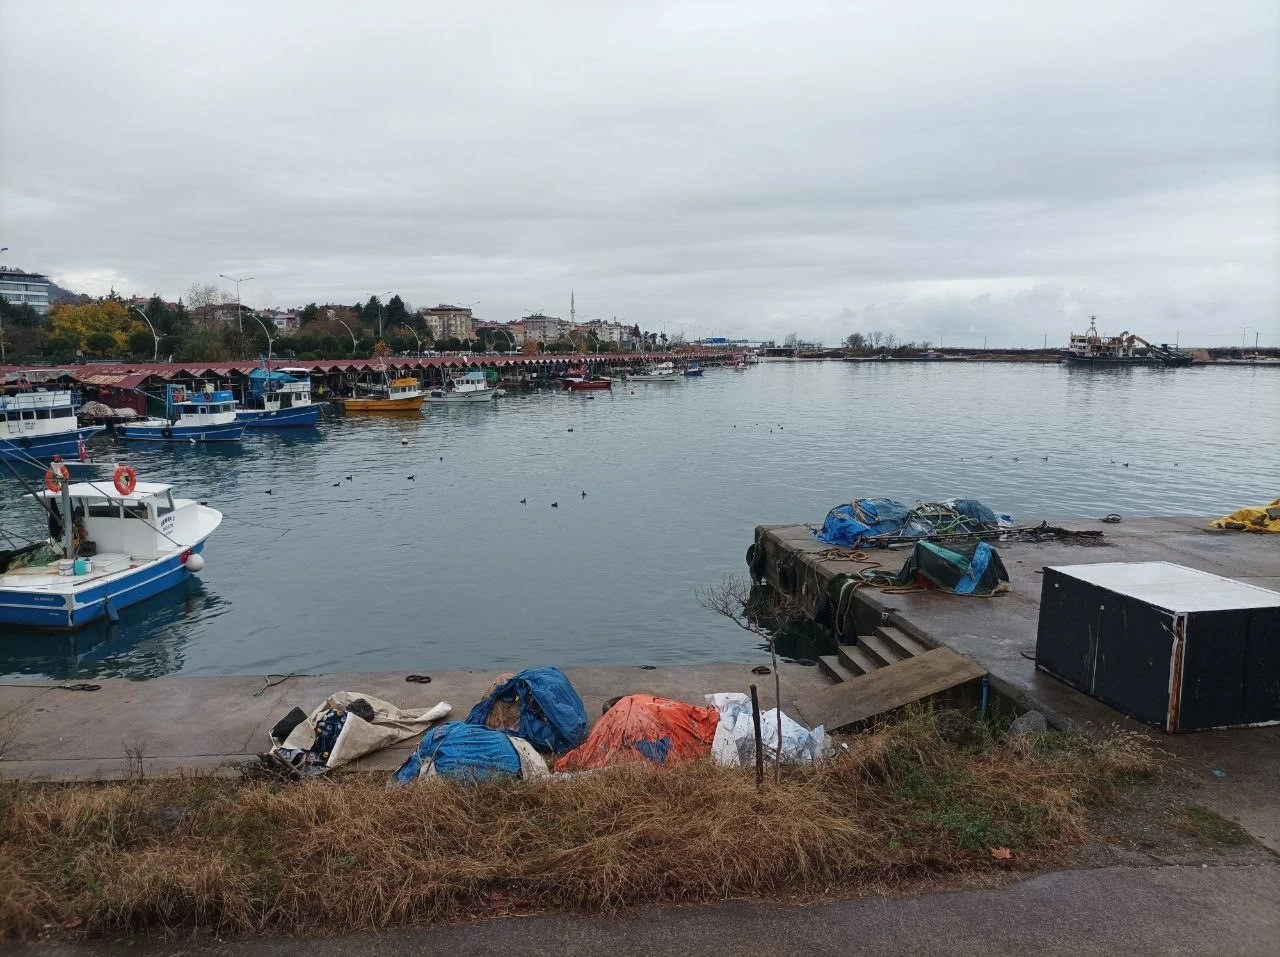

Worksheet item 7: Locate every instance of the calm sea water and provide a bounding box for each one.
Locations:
[2,361,1276,680]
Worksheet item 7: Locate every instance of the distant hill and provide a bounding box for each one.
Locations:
[47,278,91,306]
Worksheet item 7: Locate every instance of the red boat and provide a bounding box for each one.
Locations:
[563,365,613,391]
[563,377,612,391]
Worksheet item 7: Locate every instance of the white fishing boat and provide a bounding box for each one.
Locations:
[627,361,678,382]
[427,370,499,403]
[0,466,221,629]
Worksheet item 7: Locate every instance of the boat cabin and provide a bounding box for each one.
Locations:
[387,377,422,398]
[1066,318,1140,360]
[250,369,314,410]
[1,389,80,439]
[448,371,490,393]
[36,481,190,561]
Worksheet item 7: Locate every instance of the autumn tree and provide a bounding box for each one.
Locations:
[49,299,139,356]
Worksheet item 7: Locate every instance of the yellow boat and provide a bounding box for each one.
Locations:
[344,377,425,413]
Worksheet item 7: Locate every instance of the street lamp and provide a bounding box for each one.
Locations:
[219,273,254,332]
[248,312,278,360]
[130,305,161,361]
[400,323,424,357]
[0,248,9,362]
[336,318,360,354]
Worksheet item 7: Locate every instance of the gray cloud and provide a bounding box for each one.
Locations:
[2,0,1276,347]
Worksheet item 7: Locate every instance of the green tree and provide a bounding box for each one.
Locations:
[179,329,228,362]
[128,326,156,357]
[385,295,408,327]
[85,330,117,356]
[300,302,319,325]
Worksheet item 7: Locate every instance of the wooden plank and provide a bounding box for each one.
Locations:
[792,647,987,731]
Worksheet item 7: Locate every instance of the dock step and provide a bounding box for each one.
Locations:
[817,654,859,683]
[875,624,930,658]
[856,632,905,668]
[837,643,880,676]
[793,647,988,731]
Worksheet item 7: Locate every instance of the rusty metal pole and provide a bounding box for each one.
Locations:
[749,683,764,791]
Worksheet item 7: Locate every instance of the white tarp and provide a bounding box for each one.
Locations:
[271,690,451,771]
[706,692,827,766]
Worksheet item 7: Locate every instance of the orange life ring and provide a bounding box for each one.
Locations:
[44,462,71,493]
[113,464,138,496]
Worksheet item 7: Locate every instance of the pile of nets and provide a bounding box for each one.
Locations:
[815,498,1011,549]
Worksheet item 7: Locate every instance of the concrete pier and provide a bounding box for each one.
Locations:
[0,662,830,782]
[753,515,1280,851]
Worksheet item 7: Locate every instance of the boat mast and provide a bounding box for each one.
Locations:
[59,481,73,558]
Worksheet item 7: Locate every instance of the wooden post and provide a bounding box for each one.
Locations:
[749,683,764,791]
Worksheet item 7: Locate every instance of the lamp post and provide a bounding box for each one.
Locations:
[249,312,278,360]
[219,273,254,332]
[130,305,161,361]
[0,247,9,363]
[400,323,424,357]
[336,318,360,354]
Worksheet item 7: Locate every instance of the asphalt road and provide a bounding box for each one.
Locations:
[15,864,1280,957]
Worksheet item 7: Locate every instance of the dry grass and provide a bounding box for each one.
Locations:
[0,709,1156,940]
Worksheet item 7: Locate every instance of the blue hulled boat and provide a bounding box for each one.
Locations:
[0,383,104,462]
[116,384,246,443]
[0,471,221,630]
[237,367,324,428]
[683,361,704,377]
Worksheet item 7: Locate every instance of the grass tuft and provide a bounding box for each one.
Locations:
[0,708,1155,940]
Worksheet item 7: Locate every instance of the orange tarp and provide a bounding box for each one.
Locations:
[555,694,721,772]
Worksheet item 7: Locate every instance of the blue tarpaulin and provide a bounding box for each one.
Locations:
[465,666,587,752]
[815,498,936,547]
[395,722,522,783]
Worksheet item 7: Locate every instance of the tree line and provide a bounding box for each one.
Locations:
[0,285,667,363]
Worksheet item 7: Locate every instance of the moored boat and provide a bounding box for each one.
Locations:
[237,367,325,428]
[628,361,678,382]
[0,379,104,461]
[1063,318,1194,367]
[0,465,221,629]
[345,376,425,413]
[683,361,704,377]
[563,365,612,391]
[116,384,247,443]
[428,370,499,403]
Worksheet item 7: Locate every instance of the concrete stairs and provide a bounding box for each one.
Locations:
[802,624,987,731]
[818,624,930,683]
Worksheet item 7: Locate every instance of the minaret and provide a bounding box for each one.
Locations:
[570,289,576,324]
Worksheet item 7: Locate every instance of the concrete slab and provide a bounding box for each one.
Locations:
[793,647,986,731]
[0,661,830,783]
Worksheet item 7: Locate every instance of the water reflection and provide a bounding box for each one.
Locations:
[0,578,221,680]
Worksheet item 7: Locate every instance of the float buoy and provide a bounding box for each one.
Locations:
[43,462,71,493]
[113,464,137,496]
[184,553,205,572]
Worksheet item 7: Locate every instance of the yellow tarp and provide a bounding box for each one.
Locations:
[1209,498,1280,533]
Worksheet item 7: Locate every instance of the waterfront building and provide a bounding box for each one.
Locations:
[421,304,476,341]
[0,269,51,314]
[522,312,570,343]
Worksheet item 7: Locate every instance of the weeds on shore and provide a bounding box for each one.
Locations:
[0,709,1156,940]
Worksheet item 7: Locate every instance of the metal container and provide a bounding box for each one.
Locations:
[56,559,75,577]
[1035,562,1280,732]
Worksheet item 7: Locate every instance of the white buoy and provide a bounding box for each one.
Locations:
[401,437,409,445]
[185,553,206,572]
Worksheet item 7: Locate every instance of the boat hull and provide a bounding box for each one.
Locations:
[343,396,425,412]
[237,403,325,427]
[116,421,247,442]
[563,379,612,391]
[0,426,104,462]
[0,539,211,630]
[427,391,497,403]
[628,374,678,382]
[682,370,703,376]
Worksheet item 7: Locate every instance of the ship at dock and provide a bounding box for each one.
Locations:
[1064,318,1193,367]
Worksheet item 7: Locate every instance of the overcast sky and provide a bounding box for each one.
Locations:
[2,1,1277,347]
